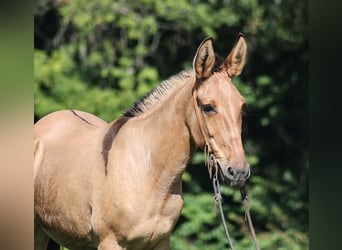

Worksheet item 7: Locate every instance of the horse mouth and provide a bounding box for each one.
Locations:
[217,162,248,188]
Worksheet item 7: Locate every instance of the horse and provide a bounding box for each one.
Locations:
[34,34,250,250]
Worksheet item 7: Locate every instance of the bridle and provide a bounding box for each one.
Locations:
[192,83,260,250]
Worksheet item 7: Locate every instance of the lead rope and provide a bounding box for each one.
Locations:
[208,151,235,250]
[213,174,236,250]
[211,155,260,250]
[241,187,260,250]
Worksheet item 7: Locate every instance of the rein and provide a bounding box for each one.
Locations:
[192,86,260,250]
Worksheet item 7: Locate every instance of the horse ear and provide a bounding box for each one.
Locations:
[225,33,247,78]
[193,37,215,79]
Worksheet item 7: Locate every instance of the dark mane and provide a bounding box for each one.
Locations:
[102,55,224,172]
[101,69,194,172]
[123,69,194,117]
[213,53,225,72]
[123,54,224,118]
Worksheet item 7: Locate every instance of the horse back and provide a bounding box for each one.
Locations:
[34,109,107,178]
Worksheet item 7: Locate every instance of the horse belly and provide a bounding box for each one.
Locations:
[35,168,95,247]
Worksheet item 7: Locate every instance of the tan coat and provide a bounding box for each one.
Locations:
[34,35,249,250]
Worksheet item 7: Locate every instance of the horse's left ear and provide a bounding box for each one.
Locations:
[193,37,215,79]
[225,33,247,78]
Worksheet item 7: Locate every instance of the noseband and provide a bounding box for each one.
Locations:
[192,85,260,250]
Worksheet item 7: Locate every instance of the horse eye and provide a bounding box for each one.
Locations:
[202,104,216,113]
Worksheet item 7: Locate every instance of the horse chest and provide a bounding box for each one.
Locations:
[123,194,184,246]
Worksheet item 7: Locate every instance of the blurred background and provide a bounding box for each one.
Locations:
[34,0,308,249]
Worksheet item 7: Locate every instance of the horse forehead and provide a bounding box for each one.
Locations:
[200,73,244,102]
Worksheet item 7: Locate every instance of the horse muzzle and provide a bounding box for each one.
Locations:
[216,158,251,187]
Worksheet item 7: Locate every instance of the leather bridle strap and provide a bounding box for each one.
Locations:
[192,85,260,250]
[192,87,212,152]
[193,86,235,249]
[192,87,219,178]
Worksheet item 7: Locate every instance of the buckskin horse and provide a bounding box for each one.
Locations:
[34,34,250,250]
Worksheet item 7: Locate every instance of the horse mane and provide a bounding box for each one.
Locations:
[123,53,224,118]
[101,55,224,172]
[123,68,194,117]
[101,69,194,173]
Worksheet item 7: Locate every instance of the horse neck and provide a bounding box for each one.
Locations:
[129,78,196,195]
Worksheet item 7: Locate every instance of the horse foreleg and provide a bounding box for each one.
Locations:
[98,235,123,250]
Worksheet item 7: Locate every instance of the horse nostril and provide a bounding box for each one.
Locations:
[228,166,250,179]
[228,167,236,176]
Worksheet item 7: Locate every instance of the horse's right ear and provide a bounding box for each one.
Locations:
[193,37,215,79]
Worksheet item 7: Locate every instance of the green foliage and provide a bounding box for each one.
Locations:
[35,0,308,249]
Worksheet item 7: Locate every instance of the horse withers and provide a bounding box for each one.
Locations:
[34,34,249,250]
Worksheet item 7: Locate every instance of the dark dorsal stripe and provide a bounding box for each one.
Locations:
[70,110,97,126]
[101,116,130,175]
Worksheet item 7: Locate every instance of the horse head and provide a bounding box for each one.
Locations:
[190,35,250,187]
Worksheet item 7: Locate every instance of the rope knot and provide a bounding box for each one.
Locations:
[206,147,219,180]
